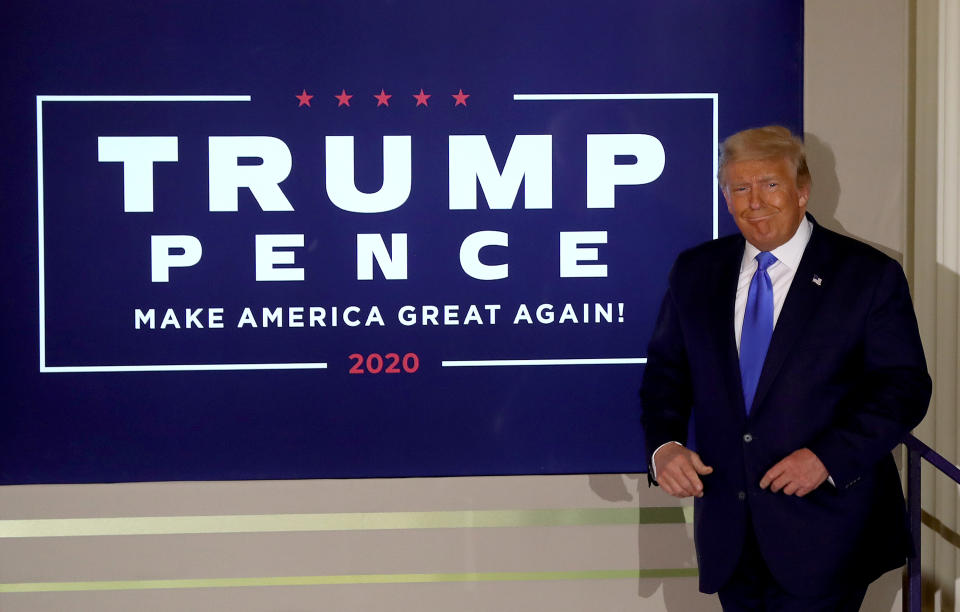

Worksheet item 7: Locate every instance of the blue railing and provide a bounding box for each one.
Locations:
[904,434,960,611]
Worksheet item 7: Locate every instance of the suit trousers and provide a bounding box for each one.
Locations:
[717,517,868,612]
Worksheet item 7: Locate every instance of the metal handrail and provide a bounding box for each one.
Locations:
[904,434,960,611]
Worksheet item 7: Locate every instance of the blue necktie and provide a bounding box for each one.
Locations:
[740,252,777,414]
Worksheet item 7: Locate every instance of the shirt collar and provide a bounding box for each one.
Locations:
[741,216,813,272]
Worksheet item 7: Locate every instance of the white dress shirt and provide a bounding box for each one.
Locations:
[734,217,813,352]
[651,217,815,480]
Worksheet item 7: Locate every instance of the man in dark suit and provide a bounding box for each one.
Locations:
[640,126,931,610]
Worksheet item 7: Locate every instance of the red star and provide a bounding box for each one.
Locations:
[413,88,431,107]
[374,89,392,107]
[452,89,470,107]
[295,89,314,107]
[335,89,353,107]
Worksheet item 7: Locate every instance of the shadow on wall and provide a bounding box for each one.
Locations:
[588,474,715,611]
[803,132,902,262]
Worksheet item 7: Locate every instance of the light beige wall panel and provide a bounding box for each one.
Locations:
[0,525,697,583]
[0,476,711,611]
[0,474,652,517]
[0,578,716,612]
[804,0,908,257]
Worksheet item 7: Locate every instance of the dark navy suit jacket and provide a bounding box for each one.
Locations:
[640,218,931,595]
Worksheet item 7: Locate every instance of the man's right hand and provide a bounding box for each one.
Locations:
[653,443,714,498]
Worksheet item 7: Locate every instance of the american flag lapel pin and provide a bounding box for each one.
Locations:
[812,274,823,286]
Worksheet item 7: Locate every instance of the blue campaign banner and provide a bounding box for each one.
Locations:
[0,1,802,483]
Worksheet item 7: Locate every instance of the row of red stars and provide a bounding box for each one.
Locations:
[296,88,470,108]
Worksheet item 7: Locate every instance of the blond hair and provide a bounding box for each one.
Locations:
[718,126,811,191]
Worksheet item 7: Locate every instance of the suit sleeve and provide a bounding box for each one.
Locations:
[807,258,931,488]
[640,265,694,475]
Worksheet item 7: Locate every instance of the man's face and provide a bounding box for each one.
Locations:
[723,157,810,252]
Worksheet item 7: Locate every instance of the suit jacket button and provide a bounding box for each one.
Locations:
[743,433,753,443]
[737,491,746,501]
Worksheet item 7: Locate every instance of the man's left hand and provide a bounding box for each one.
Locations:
[759,448,828,497]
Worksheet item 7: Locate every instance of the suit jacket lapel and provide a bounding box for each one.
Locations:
[710,235,750,420]
[749,221,831,416]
